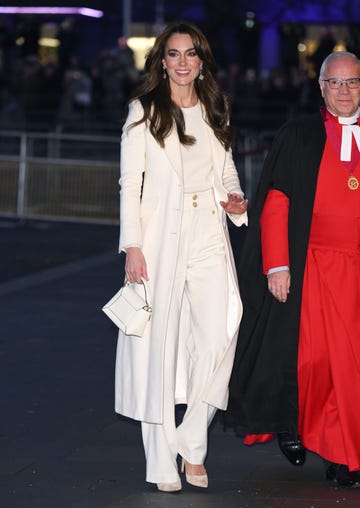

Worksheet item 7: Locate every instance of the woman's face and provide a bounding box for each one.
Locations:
[162,33,202,91]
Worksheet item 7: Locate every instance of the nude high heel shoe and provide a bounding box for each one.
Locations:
[156,479,182,492]
[181,458,208,488]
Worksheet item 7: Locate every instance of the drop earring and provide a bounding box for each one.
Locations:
[163,66,167,79]
[198,67,204,81]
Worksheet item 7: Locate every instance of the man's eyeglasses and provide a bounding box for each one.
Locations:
[321,78,360,89]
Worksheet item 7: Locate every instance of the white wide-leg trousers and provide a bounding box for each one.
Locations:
[141,189,229,484]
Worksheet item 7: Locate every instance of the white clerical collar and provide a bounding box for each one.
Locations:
[341,125,360,160]
[325,109,360,160]
[326,108,360,125]
[338,109,360,125]
[334,108,360,161]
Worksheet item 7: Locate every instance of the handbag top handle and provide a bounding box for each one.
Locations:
[125,278,151,310]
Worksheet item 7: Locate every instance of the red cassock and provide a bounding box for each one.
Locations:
[253,114,360,471]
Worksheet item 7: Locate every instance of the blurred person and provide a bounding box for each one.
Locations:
[89,64,105,121]
[307,27,336,75]
[346,24,360,56]
[16,15,40,58]
[111,36,136,71]
[15,54,43,124]
[0,16,14,75]
[296,69,323,114]
[59,55,92,120]
[57,16,79,71]
[232,67,260,127]
[110,37,141,116]
[228,51,360,487]
[97,51,125,121]
[259,67,290,128]
[114,20,248,492]
[0,16,16,118]
[279,22,305,72]
[39,59,63,126]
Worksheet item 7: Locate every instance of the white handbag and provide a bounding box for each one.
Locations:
[102,279,152,337]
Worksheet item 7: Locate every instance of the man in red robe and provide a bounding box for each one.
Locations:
[229,51,360,487]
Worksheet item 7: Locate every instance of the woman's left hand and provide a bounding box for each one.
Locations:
[220,193,248,215]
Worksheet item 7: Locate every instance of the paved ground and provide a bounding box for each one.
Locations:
[1,217,359,508]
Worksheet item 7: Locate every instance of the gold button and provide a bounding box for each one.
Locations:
[193,202,198,207]
[212,210,215,214]
[192,194,198,200]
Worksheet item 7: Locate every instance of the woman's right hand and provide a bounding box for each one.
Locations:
[125,247,148,283]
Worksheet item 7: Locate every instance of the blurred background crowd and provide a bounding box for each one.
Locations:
[0,1,360,134]
[0,14,142,132]
[1,0,360,223]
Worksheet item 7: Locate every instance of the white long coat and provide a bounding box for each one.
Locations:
[115,100,247,424]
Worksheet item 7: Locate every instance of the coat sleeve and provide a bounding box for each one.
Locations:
[119,100,146,252]
[260,189,289,275]
[223,147,248,227]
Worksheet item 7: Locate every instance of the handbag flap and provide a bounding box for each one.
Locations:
[116,284,147,310]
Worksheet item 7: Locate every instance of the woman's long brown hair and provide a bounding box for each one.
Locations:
[129,21,233,150]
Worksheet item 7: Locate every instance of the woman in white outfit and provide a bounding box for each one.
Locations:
[115,21,248,492]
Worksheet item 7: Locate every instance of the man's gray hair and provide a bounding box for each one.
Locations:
[319,51,360,79]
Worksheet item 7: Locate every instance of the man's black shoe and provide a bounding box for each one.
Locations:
[277,432,306,466]
[326,463,360,488]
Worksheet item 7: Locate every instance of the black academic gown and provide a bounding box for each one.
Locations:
[228,112,326,436]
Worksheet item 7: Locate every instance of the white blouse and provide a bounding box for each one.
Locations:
[180,102,213,193]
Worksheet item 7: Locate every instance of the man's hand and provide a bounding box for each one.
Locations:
[267,269,290,303]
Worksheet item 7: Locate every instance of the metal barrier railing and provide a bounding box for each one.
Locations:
[0,130,120,223]
[0,129,274,223]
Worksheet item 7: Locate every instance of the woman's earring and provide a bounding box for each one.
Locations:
[198,67,204,81]
[163,66,167,79]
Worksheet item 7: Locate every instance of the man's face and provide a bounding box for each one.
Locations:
[319,56,360,117]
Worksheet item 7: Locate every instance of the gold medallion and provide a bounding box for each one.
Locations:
[348,175,359,190]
